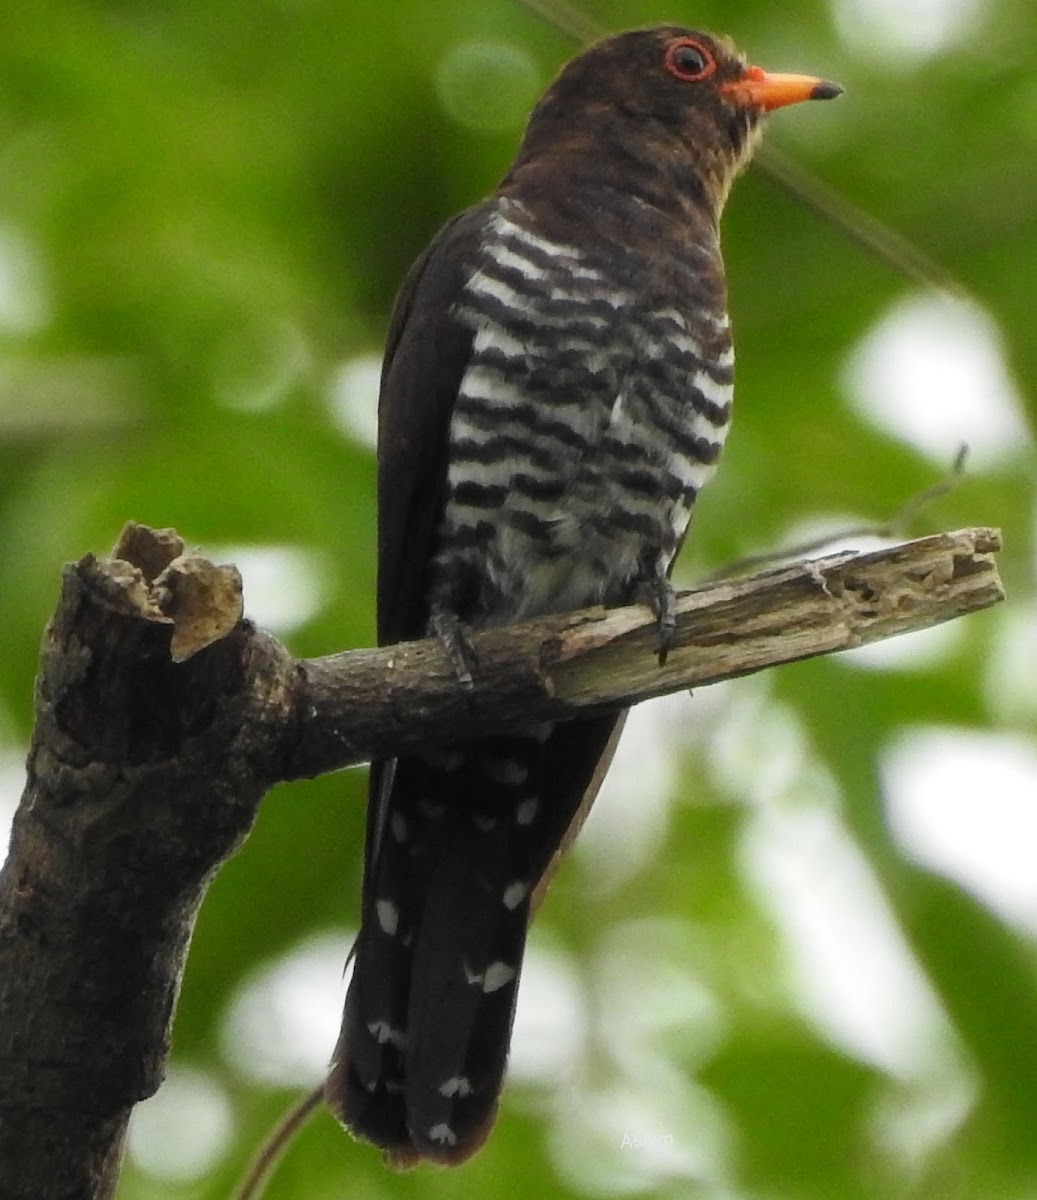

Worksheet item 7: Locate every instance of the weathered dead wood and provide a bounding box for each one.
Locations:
[0,522,1003,1199]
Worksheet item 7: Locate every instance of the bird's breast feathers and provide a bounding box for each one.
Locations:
[435,198,734,621]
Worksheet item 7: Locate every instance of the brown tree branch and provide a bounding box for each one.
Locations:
[0,523,1003,1199]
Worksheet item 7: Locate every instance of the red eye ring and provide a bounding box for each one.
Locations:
[664,37,716,83]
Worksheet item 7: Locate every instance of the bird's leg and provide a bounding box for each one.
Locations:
[633,558,678,666]
[650,572,678,667]
[430,606,478,688]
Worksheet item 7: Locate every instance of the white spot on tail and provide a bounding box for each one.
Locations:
[438,1076,473,1098]
[462,958,517,992]
[390,812,407,842]
[482,961,516,993]
[376,899,399,936]
[483,756,529,785]
[502,881,528,910]
[428,1122,457,1147]
[421,746,465,771]
[516,796,539,826]
[473,813,497,832]
[367,1019,407,1049]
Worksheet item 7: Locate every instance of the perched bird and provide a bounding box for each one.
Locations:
[327,25,841,1167]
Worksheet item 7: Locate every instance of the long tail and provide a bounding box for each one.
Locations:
[326,713,622,1165]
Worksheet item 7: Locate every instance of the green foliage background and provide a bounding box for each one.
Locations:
[1,1,1034,1197]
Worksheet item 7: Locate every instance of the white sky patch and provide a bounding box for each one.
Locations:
[842,294,1030,470]
[510,940,585,1084]
[771,513,895,559]
[576,696,681,892]
[984,607,1037,725]
[869,1065,977,1182]
[742,797,955,1078]
[221,931,351,1086]
[831,0,989,64]
[210,543,328,635]
[522,917,732,1193]
[550,1069,733,1195]
[710,685,956,1077]
[842,619,963,672]
[127,1065,234,1183]
[0,752,25,855]
[707,679,814,807]
[884,727,1037,933]
[327,352,381,450]
[593,918,727,1074]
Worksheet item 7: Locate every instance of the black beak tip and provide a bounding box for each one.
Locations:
[811,80,844,101]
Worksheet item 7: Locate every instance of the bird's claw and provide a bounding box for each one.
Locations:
[652,575,677,667]
[431,609,477,689]
[634,573,678,666]
[656,611,676,667]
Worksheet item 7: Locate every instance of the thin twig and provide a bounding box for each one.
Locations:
[231,1085,325,1200]
[756,145,968,299]
[710,446,970,579]
[511,0,603,42]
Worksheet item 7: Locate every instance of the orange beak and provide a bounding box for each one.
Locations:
[721,65,843,112]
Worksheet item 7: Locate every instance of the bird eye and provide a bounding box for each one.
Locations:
[664,37,715,83]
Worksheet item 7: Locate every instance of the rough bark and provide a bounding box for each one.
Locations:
[0,522,1004,1199]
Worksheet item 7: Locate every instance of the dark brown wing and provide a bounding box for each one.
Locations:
[360,201,487,964]
[328,205,488,1155]
[374,205,489,646]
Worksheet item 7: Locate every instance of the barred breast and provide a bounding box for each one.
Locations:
[427,196,734,627]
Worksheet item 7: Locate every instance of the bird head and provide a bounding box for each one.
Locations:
[511,27,842,217]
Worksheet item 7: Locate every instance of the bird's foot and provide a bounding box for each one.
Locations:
[430,608,477,689]
[653,578,677,667]
[634,575,678,666]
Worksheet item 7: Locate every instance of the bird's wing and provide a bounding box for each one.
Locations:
[359,203,490,907]
[374,206,485,646]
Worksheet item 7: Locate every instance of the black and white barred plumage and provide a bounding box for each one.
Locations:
[326,24,840,1167]
[433,199,734,626]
